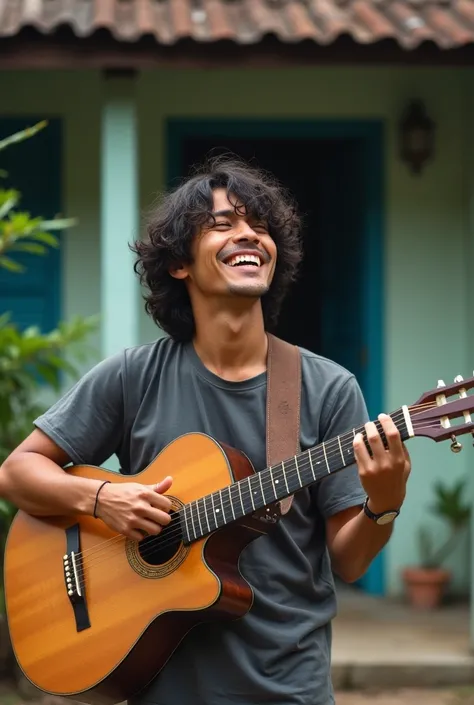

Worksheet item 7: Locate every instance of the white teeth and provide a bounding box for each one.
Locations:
[227,254,261,267]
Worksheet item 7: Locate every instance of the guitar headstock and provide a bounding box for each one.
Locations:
[408,374,474,452]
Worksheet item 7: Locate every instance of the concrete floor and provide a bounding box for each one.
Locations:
[332,586,474,689]
[335,689,474,704]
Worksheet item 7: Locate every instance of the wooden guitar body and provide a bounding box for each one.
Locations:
[4,434,273,704]
[6,373,474,705]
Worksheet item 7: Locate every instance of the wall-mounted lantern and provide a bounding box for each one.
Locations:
[399,100,435,175]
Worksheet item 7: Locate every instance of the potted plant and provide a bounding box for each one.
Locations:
[402,478,470,609]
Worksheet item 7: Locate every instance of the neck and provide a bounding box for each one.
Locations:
[177,406,413,544]
[192,299,268,381]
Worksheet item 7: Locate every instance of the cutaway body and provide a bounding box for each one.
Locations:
[5,434,269,704]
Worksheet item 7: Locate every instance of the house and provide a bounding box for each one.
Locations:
[0,0,473,606]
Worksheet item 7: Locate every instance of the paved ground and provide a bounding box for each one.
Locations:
[331,586,474,689]
[335,689,474,704]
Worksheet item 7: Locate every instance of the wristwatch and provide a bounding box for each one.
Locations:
[363,497,400,525]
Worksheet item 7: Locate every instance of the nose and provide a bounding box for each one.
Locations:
[232,223,260,244]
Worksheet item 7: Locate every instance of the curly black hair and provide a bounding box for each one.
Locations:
[131,155,303,342]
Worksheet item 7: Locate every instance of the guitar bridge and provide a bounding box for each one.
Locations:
[63,524,91,632]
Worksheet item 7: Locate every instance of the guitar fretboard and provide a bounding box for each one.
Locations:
[178,408,410,544]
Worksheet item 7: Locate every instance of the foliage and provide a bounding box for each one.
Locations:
[417,479,471,569]
[0,312,98,464]
[0,121,99,601]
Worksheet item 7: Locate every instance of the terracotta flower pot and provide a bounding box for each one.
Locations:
[402,566,451,609]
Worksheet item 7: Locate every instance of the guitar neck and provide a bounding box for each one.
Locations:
[179,406,413,544]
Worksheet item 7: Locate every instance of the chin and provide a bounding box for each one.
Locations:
[227,282,270,298]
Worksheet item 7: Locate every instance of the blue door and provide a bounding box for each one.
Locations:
[167,119,385,595]
[0,118,62,332]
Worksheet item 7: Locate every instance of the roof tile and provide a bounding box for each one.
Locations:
[1,0,473,50]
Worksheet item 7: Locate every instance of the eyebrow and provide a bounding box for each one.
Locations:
[211,210,236,218]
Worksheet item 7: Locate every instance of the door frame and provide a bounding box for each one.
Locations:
[166,117,386,595]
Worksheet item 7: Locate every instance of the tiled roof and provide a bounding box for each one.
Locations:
[0,0,473,50]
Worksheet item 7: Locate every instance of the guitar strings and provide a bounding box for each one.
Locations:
[68,402,444,572]
[31,416,449,595]
[68,418,448,585]
[67,407,448,577]
[67,418,447,583]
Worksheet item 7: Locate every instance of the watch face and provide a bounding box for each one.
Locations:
[376,511,398,525]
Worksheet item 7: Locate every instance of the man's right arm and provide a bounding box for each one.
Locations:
[0,349,174,539]
[0,428,102,517]
[0,429,174,540]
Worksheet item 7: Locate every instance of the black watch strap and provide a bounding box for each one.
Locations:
[363,497,400,525]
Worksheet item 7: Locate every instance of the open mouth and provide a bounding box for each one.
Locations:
[223,253,262,268]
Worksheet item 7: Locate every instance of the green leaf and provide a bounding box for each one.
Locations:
[39,217,77,231]
[29,231,59,247]
[0,256,24,273]
[10,242,48,256]
[0,121,48,153]
[35,363,60,388]
[0,191,19,220]
[0,312,12,329]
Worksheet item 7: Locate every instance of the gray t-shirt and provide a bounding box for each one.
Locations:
[34,336,368,705]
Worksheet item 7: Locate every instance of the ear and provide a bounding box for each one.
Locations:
[169,264,189,280]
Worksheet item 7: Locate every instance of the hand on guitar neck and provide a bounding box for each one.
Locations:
[95,476,174,541]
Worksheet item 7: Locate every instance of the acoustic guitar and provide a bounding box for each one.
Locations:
[4,375,474,704]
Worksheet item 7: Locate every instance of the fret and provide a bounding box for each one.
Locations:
[237,480,246,515]
[210,492,223,529]
[229,483,242,520]
[337,435,346,466]
[270,463,286,500]
[195,499,204,536]
[219,488,232,525]
[294,456,302,487]
[285,461,302,494]
[322,442,330,473]
[269,467,278,500]
[300,456,316,486]
[182,504,192,543]
[249,473,264,508]
[308,450,315,479]
[189,501,198,540]
[202,496,211,533]
[247,477,256,510]
[258,471,267,505]
[239,479,255,515]
[227,486,236,520]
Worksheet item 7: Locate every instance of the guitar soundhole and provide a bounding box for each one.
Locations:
[138,512,182,565]
[125,498,189,579]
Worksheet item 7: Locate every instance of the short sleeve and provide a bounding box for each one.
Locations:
[315,375,369,519]
[33,351,125,466]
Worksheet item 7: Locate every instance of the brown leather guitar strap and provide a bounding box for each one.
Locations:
[266,333,302,516]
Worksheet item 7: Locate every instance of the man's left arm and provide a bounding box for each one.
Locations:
[326,413,411,584]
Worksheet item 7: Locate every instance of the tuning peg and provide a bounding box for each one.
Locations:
[454,375,464,383]
[450,435,463,453]
[437,380,446,387]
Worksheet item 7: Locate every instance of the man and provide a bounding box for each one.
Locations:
[0,157,410,705]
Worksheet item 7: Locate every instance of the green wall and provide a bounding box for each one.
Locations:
[0,66,472,596]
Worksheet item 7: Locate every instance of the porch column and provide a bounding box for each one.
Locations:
[100,71,140,358]
[469,77,474,651]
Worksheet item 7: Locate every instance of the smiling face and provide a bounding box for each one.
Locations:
[170,188,277,305]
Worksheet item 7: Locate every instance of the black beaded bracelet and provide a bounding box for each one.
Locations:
[93,480,111,518]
